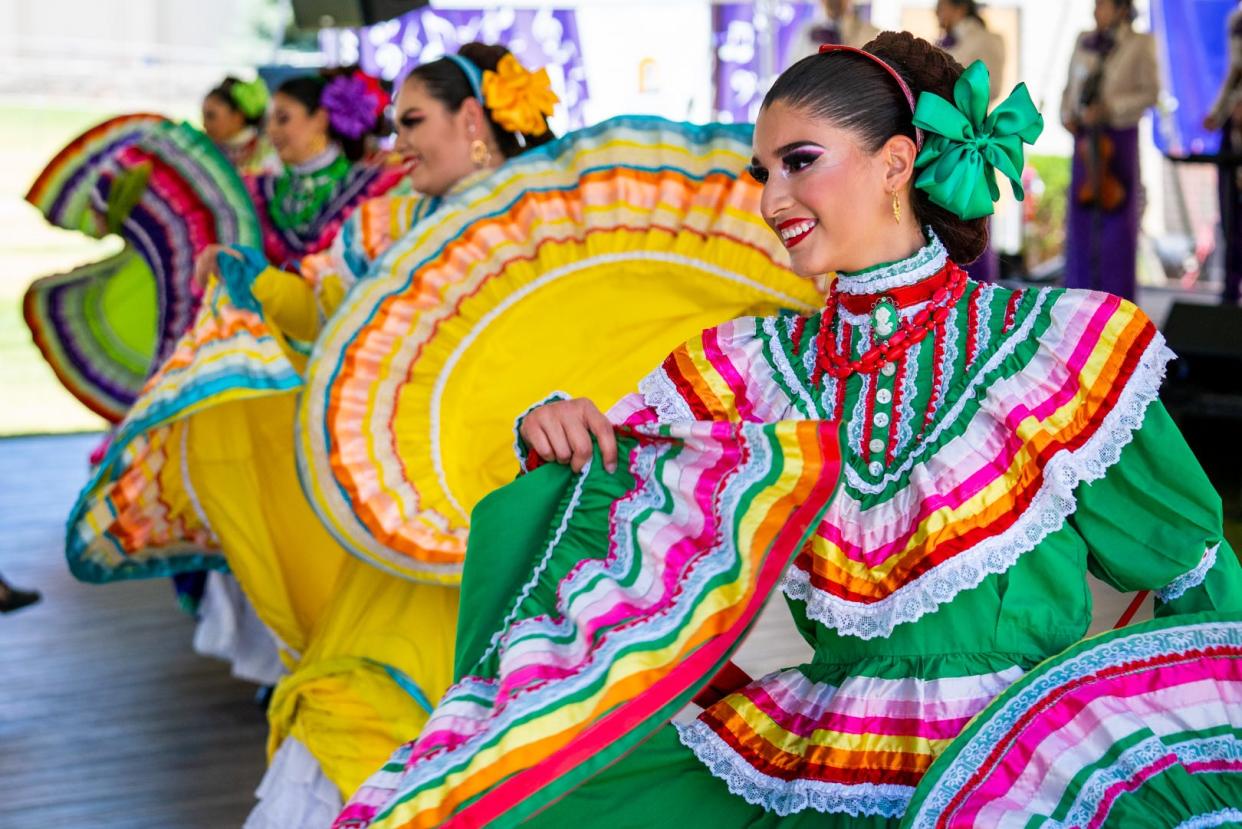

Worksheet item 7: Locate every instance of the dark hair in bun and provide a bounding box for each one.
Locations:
[275,67,387,162]
[761,31,988,264]
[404,42,556,160]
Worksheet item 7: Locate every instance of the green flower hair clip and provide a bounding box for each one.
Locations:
[230,77,269,121]
[912,60,1044,221]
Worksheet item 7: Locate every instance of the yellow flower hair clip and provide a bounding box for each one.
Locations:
[481,54,559,137]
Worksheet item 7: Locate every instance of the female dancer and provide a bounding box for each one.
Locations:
[1060,0,1159,299]
[201,76,280,174]
[22,67,401,424]
[334,32,1242,829]
[65,44,561,825]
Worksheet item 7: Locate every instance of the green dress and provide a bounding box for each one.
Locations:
[334,232,1242,829]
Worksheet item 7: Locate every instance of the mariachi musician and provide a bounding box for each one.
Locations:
[1061,0,1159,299]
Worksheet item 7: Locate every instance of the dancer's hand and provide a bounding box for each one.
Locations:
[193,244,243,289]
[519,397,617,474]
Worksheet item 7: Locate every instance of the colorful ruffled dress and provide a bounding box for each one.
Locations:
[64,117,822,816]
[21,119,402,422]
[23,115,261,421]
[902,610,1242,828]
[334,232,1242,828]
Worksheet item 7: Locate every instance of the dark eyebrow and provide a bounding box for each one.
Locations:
[774,141,823,156]
[398,107,424,118]
[751,141,824,167]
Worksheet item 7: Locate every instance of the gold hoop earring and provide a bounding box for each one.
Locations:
[891,191,902,225]
[470,139,492,168]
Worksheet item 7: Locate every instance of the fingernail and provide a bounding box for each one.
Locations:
[606,463,617,474]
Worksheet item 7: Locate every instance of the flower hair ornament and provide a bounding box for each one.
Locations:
[229,77,269,120]
[480,54,559,137]
[911,60,1044,220]
[443,52,559,139]
[321,70,390,140]
[817,47,1043,221]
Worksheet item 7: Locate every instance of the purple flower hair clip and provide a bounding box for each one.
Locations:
[321,72,388,140]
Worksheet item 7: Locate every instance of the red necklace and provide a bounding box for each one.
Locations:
[813,262,968,381]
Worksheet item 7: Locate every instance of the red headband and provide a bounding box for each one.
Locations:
[817,44,925,150]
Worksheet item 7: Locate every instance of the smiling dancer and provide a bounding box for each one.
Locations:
[334,32,1242,829]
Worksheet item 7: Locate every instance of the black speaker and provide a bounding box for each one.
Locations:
[1161,302,1242,514]
[291,0,429,29]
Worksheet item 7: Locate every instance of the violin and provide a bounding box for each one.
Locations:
[1074,36,1126,213]
[1075,128,1127,211]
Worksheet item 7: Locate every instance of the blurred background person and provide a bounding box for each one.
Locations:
[1060,0,1160,299]
[795,0,881,56]
[202,75,280,175]
[1205,1,1242,304]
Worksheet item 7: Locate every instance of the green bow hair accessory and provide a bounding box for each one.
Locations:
[230,78,269,120]
[911,60,1044,221]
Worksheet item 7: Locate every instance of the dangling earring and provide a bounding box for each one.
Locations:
[470,139,492,168]
[891,191,902,225]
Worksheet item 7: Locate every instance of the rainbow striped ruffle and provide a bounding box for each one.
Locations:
[335,419,842,829]
[23,117,261,420]
[66,278,299,582]
[297,115,824,584]
[903,612,1242,828]
[632,286,1172,641]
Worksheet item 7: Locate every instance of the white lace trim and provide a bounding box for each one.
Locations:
[762,316,818,417]
[782,334,1175,640]
[471,457,593,674]
[834,231,947,296]
[675,720,912,817]
[637,367,695,424]
[893,338,922,458]
[512,390,571,473]
[1173,808,1242,829]
[1156,543,1220,603]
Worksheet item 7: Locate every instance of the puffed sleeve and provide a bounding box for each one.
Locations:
[511,315,788,473]
[1069,400,1242,616]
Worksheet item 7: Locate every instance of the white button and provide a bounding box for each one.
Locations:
[881,362,896,377]
[876,388,892,405]
[869,438,885,454]
[873,412,890,428]
[868,461,883,475]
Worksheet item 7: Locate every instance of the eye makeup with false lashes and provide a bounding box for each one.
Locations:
[747,143,827,184]
[398,111,424,129]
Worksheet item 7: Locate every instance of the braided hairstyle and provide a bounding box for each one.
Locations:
[762,31,988,264]
[406,43,556,159]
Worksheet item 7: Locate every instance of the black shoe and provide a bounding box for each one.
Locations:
[0,585,40,614]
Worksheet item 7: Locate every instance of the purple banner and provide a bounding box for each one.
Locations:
[1151,0,1233,157]
[713,2,818,123]
[321,8,588,128]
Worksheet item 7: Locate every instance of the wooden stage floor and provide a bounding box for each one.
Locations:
[0,433,267,828]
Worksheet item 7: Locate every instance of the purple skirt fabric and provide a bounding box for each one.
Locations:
[1064,126,1141,299]
[966,240,999,283]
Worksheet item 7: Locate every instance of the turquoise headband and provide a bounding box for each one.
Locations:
[443,53,484,103]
